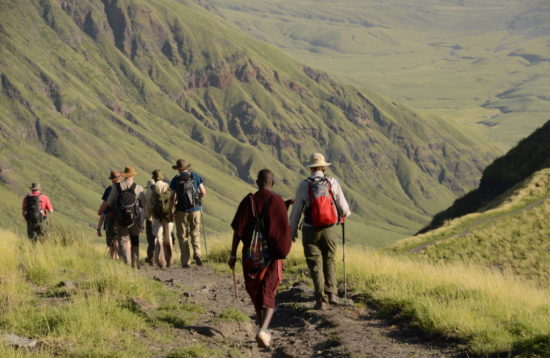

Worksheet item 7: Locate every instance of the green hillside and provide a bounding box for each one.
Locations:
[420,120,550,232]
[389,121,550,285]
[204,0,550,148]
[0,0,495,245]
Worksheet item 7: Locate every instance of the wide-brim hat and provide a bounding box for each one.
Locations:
[172,159,191,171]
[29,182,41,191]
[108,170,121,180]
[305,153,331,168]
[152,169,164,181]
[121,165,137,178]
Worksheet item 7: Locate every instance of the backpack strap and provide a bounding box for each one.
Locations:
[249,193,273,220]
[249,194,256,219]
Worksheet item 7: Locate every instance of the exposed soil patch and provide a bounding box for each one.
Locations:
[141,264,462,357]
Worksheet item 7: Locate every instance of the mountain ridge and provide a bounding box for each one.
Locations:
[0,0,495,245]
[419,119,550,233]
[389,121,550,285]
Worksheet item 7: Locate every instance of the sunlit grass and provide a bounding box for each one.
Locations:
[207,230,550,356]
[0,228,170,357]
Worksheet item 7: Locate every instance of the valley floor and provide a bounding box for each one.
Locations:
[140,263,460,358]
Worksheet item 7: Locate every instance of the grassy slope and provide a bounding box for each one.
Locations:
[0,0,495,246]
[207,230,550,356]
[389,168,550,285]
[205,0,550,148]
[0,228,173,357]
[421,119,550,232]
[2,226,548,357]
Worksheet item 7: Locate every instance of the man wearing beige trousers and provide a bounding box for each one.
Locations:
[144,170,174,268]
[168,159,206,267]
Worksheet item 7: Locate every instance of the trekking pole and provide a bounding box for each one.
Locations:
[342,221,347,300]
[200,208,208,260]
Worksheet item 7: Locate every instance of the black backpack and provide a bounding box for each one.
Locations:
[175,173,197,210]
[25,195,43,224]
[116,183,138,227]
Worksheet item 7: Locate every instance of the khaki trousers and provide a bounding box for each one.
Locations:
[175,211,202,266]
[118,224,140,267]
[152,218,174,268]
[302,225,337,303]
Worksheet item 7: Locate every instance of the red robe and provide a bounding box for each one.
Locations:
[231,189,292,310]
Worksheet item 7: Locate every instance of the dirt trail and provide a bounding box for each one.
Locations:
[141,264,461,358]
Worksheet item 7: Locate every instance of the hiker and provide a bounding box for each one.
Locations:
[168,159,206,267]
[98,166,145,268]
[97,170,122,259]
[289,153,351,310]
[22,183,53,240]
[144,180,156,265]
[229,169,292,348]
[144,170,174,268]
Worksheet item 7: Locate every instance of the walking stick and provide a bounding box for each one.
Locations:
[200,208,208,260]
[231,267,239,298]
[342,221,347,299]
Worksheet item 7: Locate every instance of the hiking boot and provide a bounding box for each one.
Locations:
[181,264,191,268]
[194,255,203,266]
[256,329,271,348]
[314,301,327,311]
[328,293,339,305]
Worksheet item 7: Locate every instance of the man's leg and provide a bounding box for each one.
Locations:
[106,218,118,260]
[163,221,174,267]
[152,219,164,268]
[175,212,191,267]
[145,219,155,264]
[111,239,120,260]
[129,225,140,268]
[302,227,325,306]
[320,227,338,302]
[37,220,48,237]
[190,211,202,265]
[118,226,132,265]
[260,260,282,329]
[26,222,34,240]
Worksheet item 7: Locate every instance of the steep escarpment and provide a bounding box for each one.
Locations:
[0,0,495,243]
[419,120,550,233]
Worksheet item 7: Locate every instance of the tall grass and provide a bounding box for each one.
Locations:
[2,228,548,356]
[207,232,550,356]
[0,228,173,357]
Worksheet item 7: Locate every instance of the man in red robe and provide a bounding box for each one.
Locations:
[229,169,292,348]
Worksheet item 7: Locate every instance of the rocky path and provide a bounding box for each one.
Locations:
[141,264,461,358]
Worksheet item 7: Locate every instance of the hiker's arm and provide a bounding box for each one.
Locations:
[228,232,240,269]
[44,196,53,214]
[97,201,109,216]
[97,215,105,237]
[289,183,306,239]
[98,189,116,215]
[331,178,351,219]
[168,190,176,219]
[138,191,146,228]
[198,183,206,199]
[144,190,152,221]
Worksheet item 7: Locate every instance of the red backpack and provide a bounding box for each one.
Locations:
[306,177,338,227]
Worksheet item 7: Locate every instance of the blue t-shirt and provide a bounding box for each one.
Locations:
[169,172,203,212]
